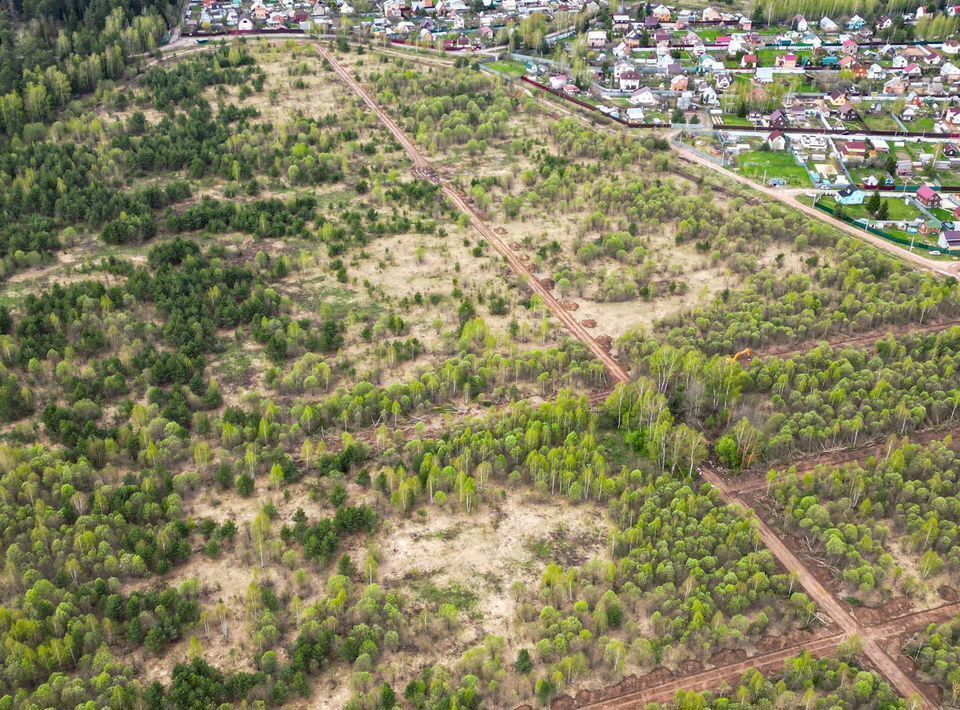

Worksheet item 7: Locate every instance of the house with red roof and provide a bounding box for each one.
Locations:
[917,184,941,208]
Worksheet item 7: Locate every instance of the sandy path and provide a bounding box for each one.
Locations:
[316,46,630,386]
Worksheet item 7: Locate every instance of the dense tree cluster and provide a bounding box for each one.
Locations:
[769,436,960,599]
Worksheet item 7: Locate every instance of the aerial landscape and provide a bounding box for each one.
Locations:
[3,0,960,708]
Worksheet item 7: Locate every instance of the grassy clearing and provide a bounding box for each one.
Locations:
[735,150,810,186]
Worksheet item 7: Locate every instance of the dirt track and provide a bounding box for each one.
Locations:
[317,47,630,386]
[754,318,960,361]
[319,46,944,709]
[581,595,960,709]
[697,465,937,710]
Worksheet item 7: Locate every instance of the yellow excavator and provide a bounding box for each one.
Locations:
[731,348,753,363]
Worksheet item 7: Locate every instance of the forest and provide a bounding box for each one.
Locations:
[0,27,955,710]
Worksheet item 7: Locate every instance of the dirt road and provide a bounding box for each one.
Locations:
[583,593,960,709]
[699,465,936,710]
[317,46,630,385]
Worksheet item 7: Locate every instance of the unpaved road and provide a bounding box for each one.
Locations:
[317,46,630,385]
[583,596,960,709]
[699,465,936,710]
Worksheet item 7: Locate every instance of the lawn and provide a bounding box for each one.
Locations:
[485,60,527,79]
[862,113,900,131]
[735,150,811,186]
[719,113,752,126]
[819,195,923,222]
[904,117,936,131]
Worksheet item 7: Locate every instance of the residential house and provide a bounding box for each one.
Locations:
[870,137,889,153]
[769,108,789,127]
[629,87,659,106]
[819,16,839,33]
[842,38,858,55]
[944,106,960,125]
[755,67,774,83]
[847,14,865,30]
[942,62,960,81]
[739,16,752,30]
[625,107,646,122]
[836,185,866,205]
[839,55,857,69]
[700,84,719,105]
[840,140,868,161]
[671,74,688,91]
[938,230,960,251]
[563,83,581,96]
[740,54,758,68]
[917,185,941,208]
[903,63,922,78]
[612,13,631,32]
[884,76,908,94]
[701,6,721,21]
[715,72,732,90]
[793,14,808,32]
[548,74,568,90]
[766,130,787,150]
[892,54,908,69]
[613,60,635,79]
[839,102,860,121]
[238,16,254,29]
[643,15,660,30]
[699,55,723,72]
[619,70,642,91]
[862,174,880,188]
[776,53,798,68]
[943,39,960,55]
[651,4,670,20]
[827,90,847,107]
[867,63,886,79]
[875,15,893,31]
[587,30,606,48]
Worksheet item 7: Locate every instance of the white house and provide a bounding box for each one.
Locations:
[819,16,839,33]
[613,60,635,79]
[700,84,719,105]
[619,70,642,91]
[942,62,960,81]
[629,87,659,106]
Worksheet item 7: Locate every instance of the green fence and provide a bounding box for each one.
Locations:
[812,202,941,252]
